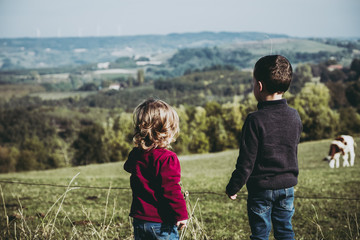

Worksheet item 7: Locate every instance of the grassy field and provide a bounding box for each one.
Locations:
[0,84,47,100]
[0,137,359,239]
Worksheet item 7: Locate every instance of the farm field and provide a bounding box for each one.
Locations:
[0,84,46,100]
[29,91,98,100]
[0,137,360,239]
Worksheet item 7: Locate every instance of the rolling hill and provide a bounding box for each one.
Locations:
[0,31,350,70]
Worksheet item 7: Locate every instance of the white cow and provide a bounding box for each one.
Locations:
[324,135,356,168]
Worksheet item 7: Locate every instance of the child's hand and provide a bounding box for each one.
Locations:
[227,193,237,200]
[229,194,237,200]
[176,219,187,230]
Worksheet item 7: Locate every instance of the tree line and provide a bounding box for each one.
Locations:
[0,59,360,173]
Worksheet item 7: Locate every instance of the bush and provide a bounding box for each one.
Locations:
[0,146,18,173]
[72,124,108,165]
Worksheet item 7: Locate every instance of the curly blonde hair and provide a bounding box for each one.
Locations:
[133,98,179,150]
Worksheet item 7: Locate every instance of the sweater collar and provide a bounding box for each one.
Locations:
[257,99,287,109]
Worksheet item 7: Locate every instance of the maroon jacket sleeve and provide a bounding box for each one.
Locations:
[124,149,136,173]
[158,154,188,222]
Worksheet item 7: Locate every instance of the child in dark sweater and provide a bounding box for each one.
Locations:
[226,55,302,240]
[124,99,188,240]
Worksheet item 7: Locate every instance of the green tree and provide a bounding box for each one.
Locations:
[72,124,108,165]
[16,150,38,171]
[329,69,347,82]
[221,98,244,148]
[242,93,258,113]
[187,106,210,153]
[349,58,360,81]
[188,132,210,153]
[0,106,56,146]
[204,101,221,117]
[325,81,348,108]
[78,83,98,91]
[350,58,360,73]
[107,113,133,162]
[18,136,59,170]
[338,107,360,135]
[173,105,190,154]
[206,115,227,152]
[137,69,145,85]
[290,64,313,94]
[291,82,339,140]
[0,146,18,173]
[345,79,360,110]
[114,56,137,68]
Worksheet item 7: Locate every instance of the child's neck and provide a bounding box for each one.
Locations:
[262,92,283,101]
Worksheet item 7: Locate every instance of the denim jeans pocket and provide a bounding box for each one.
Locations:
[150,224,176,240]
[248,190,272,214]
[280,187,294,211]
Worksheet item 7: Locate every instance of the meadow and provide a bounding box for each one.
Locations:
[0,137,359,239]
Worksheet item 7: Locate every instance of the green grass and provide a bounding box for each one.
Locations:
[0,84,47,100]
[1,137,360,239]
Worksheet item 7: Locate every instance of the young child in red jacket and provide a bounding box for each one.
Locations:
[124,98,188,240]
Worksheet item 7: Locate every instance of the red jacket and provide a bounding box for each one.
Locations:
[124,147,188,223]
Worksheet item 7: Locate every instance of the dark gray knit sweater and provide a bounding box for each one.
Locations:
[226,99,302,195]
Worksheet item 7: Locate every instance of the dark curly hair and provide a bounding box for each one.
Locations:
[253,55,293,94]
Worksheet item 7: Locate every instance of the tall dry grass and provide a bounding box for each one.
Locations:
[0,173,133,240]
[0,173,210,239]
[180,189,209,240]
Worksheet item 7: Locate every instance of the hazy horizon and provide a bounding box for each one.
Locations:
[0,31,292,40]
[1,0,360,39]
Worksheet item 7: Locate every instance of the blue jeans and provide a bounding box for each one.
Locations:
[247,187,295,240]
[133,218,179,240]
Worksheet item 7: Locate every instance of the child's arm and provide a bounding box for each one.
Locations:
[159,153,188,223]
[226,115,259,196]
[123,149,136,173]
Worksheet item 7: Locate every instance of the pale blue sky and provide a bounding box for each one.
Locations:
[0,0,359,38]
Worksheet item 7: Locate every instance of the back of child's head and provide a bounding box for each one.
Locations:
[133,98,179,150]
[253,55,293,93]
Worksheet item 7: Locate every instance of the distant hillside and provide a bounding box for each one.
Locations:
[0,32,290,69]
[223,38,344,54]
[1,31,358,73]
